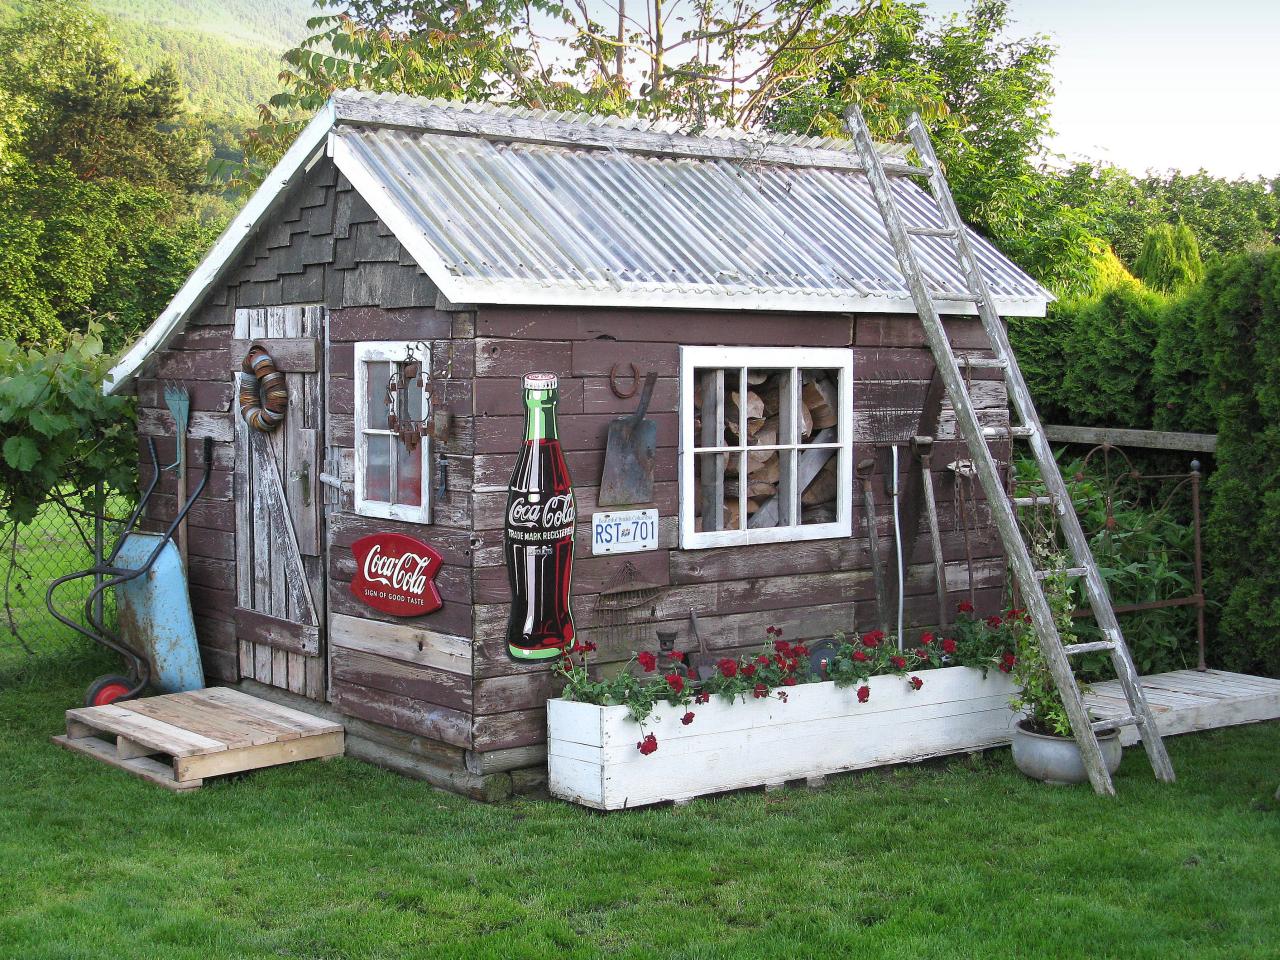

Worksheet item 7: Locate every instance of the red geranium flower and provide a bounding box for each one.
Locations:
[998,662,1011,673]
[958,600,975,613]
[766,626,781,637]
[582,640,598,653]
[695,691,711,704]
[717,658,738,678]
[782,676,797,686]
[862,630,884,648]
[853,649,868,663]
[792,643,809,657]
[1004,608,1025,623]
[856,685,871,704]
[752,682,769,699]
[786,658,798,672]
[667,650,685,662]
[909,675,923,690]
[1002,652,1017,666]
[637,651,657,672]
[942,637,957,654]
[560,655,573,671]
[756,654,770,665]
[680,711,695,726]
[637,734,658,755]
[986,615,1004,629]
[742,663,757,678]
[773,639,792,656]
[920,632,934,646]
[891,655,907,670]
[665,673,685,694]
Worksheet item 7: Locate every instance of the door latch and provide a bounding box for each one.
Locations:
[291,462,312,507]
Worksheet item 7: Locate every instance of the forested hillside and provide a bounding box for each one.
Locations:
[0,0,312,120]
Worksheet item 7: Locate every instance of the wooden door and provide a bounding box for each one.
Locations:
[232,306,326,699]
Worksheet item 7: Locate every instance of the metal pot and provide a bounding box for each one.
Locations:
[1011,718,1122,786]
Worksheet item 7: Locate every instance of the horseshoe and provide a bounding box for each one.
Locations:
[609,362,639,399]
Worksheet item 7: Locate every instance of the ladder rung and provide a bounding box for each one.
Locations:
[982,425,1036,440]
[907,226,959,238]
[1063,640,1115,656]
[895,164,935,177]
[957,356,1007,370]
[1033,566,1089,580]
[1013,496,1054,508]
[939,292,982,303]
[1092,714,1140,734]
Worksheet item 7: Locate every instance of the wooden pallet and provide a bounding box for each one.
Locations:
[52,686,344,791]
[1085,669,1280,746]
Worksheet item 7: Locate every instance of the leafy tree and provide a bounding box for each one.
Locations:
[0,2,218,347]
[1133,223,1204,293]
[768,0,1107,295]
[236,0,882,184]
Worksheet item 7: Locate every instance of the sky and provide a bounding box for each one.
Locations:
[928,0,1280,179]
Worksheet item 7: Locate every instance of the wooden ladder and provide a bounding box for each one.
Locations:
[844,104,1175,796]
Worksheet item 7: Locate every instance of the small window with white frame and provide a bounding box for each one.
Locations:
[354,341,431,523]
[680,346,853,549]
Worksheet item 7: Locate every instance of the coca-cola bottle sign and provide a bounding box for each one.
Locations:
[350,533,443,617]
[504,372,577,661]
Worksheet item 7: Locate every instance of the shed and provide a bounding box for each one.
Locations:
[108,91,1050,798]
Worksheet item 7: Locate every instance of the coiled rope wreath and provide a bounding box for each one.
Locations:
[238,345,288,431]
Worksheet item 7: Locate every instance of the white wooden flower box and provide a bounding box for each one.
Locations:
[547,665,1018,809]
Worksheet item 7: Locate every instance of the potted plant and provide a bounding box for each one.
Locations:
[1008,556,1122,785]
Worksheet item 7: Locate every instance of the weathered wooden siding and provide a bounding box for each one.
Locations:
[466,306,1010,756]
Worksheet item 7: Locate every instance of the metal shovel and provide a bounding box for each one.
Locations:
[598,371,658,507]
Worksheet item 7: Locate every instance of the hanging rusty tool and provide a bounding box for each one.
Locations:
[599,371,658,507]
[948,457,979,608]
[912,436,949,628]
[857,455,891,636]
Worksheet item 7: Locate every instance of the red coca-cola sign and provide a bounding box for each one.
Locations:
[350,533,443,617]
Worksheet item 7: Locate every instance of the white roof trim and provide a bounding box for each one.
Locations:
[105,103,336,394]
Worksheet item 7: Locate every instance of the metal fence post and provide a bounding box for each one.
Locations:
[93,481,104,627]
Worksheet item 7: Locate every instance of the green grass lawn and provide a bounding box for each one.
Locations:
[1,637,1278,960]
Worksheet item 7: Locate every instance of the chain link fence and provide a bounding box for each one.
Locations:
[2,486,130,658]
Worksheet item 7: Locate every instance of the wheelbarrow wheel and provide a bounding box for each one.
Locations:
[84,674,135,708]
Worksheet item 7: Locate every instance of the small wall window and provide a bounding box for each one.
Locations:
[680,346,853,549]
[354,341,431,523]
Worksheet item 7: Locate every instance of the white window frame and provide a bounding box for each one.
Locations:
[679,345,853,549]
[354,341,431,523]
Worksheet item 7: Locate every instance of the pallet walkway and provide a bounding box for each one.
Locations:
[52,686,344,791]
[1084,669,1280,746]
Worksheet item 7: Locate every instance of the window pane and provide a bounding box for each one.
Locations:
[365,361,390,430]
[693,367,736,450]
[801,369,840,444]
[395,437,423,507]
[739,446,789,530]
[746,368,793,448]
[407,375,424,423]
[694,451,729,532]
[801,452,840,525]
[365,433,391,502]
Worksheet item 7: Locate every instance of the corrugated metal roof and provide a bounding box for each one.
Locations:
[333,119,1049,315]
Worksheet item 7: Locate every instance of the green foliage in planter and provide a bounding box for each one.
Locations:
[1009,551,1084,737]
[1134,223,1205,294]
[0,325,135,523]
[1194,250,1280,676]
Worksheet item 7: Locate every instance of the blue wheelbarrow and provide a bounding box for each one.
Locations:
[46,437,213,707]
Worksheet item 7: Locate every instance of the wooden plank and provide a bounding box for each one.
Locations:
[138,409,234,443]
[250,430,319,625]
[122,696,276,749]
[328,613,471,674]
[196,686,341,733]
[174,730,343,782]
[53,735,203,792]
[230,337,320,372]
[330,647,472,711]
[330,682,472,748]
[234,607,320,656]
[1043,424,1217,453]
[66,705,226,757]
